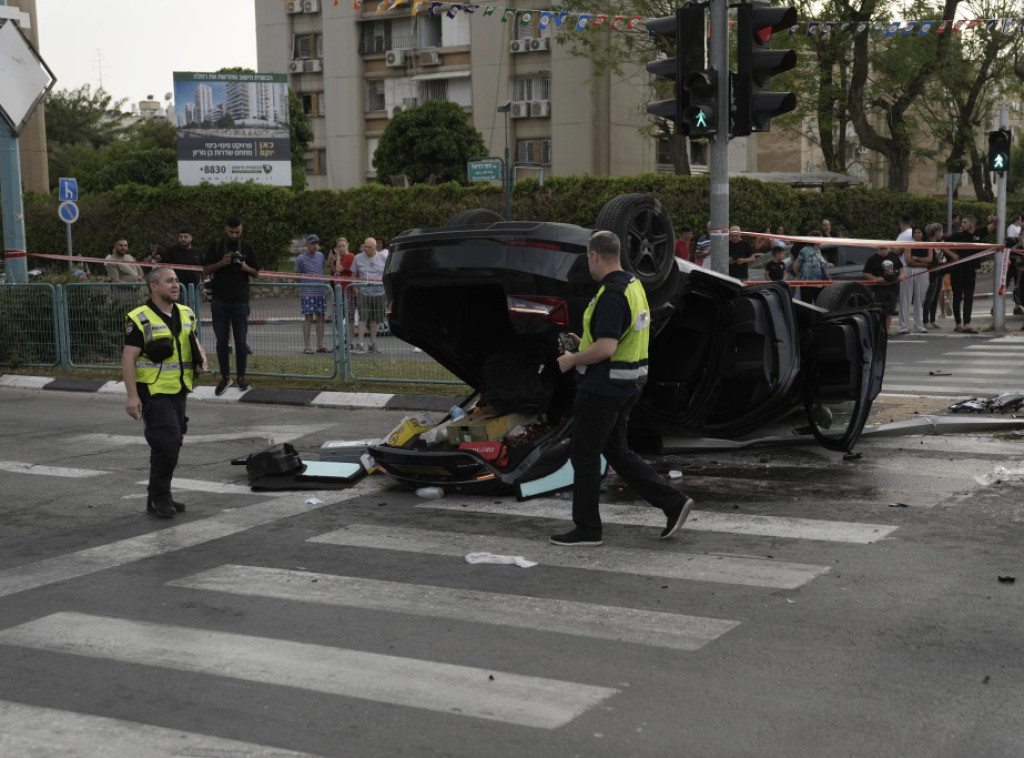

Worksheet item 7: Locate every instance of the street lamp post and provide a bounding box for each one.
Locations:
[496,100,512,221]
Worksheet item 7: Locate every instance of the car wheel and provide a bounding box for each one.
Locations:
[815,282,874,311]
[447,208,504,226]
[596,193,675,289]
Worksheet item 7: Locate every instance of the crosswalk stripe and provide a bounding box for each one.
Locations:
[0,700,318,757]
[137,477,257,495]
[939,351,1024,358]
[0,460,105,478]
[0,612,617,730]
[310,525,829,589]
[0,488,370,599]
[415,500,897,544]
[68,424,336,447]
[883,383,1020,394]
[171,564,739,651]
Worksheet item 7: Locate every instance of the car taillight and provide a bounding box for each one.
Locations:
[507,296,570,326]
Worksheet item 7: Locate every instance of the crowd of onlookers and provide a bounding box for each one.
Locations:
[674,212,1024,333]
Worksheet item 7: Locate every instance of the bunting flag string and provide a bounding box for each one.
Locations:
[330,0,1024,38]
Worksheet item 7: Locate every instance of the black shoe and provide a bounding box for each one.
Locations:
[661,497,694,539]
[215,376,232,396]
[171,498,186,513]
[550,528,603,546]
[236,376,250,391]
[146,496,176,519]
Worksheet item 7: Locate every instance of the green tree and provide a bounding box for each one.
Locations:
[43,84,130,148]
[288,88,314,191]
[372,100,488,185]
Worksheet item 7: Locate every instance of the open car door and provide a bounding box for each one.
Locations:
[802,307,887,453]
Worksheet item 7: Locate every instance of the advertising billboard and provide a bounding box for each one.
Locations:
[173,71,290,186]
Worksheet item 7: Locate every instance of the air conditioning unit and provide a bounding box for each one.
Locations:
[539,37,551,51]
[419,50,441,66]
[402,97,419,107]
[303,0,320,11]
[285,0,302,13]
[390,105,405,118]
[304,59,323,73]
[528,38,544,51]
[529,100,550,118]
[385,49,407,67]
[509,40,527,54]
[288,60,305,73]
[510,102,529,119]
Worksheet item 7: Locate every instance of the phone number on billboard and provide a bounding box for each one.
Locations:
[199,165,228,175]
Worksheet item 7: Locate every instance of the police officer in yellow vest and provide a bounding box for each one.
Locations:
[122,266,207,518]
[552,231,694,546]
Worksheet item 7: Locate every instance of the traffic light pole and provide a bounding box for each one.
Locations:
[992,107,1008,332]
[708,0,730,275]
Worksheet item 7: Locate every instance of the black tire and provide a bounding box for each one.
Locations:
[815,282,874,311]
[595,193,675,289]
[447,208,504,227]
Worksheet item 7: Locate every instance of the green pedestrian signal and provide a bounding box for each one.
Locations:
[682,70,718,138]
[987,129,1011,173]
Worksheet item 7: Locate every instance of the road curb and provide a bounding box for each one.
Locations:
[1,374,458,413]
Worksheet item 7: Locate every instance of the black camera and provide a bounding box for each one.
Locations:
[230,251,244,267]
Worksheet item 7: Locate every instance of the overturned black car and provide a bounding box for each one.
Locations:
[368,194,887,497]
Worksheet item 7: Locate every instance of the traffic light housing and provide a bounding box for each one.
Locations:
[682,69,718,137]
[988,129,1011,173]
[734,4,797,136]
[646,6,706,137]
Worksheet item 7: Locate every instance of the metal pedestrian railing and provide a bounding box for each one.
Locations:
[0,281,464,387]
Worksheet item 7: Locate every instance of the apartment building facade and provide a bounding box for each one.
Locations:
[254,0,659,189]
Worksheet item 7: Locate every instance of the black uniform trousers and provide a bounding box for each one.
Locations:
[569,389,683,536]
[141,389,188,498]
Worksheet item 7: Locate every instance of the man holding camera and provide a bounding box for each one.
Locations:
[203,215,259,394]
[122,266,207,518]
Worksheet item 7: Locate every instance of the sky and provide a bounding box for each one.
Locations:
[33,0,259,111]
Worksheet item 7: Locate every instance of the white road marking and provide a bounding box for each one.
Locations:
[171,564,739,651]
[0,612,617,730]
[310,525,829,589]
[138,477,256,495]
[0,486,373,599]
[416,500,898,544]
[0,700,319,757]
[68,424,335,447]
[0,461,105,478]
[0,375,52,389]
[310,391,395,408]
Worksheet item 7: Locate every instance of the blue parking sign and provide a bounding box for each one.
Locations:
[59,177,78,202]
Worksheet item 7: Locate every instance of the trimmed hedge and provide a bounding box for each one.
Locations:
[21,175,995,273]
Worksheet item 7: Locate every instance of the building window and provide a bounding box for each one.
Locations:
[361,18,414,53]
[690,141,707,166]
[516,138,551,166]
[293,33,323,60]
[510,73,551,103]
[365,80,385,112]
[301,92,326,117]
[304,149,328,175]
[656,138,672,168]
[419,80,448,103]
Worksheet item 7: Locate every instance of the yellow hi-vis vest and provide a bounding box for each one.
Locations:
[577,275,650,388]
[127,304,197,394]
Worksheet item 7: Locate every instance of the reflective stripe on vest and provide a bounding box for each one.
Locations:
[577,275,650,388]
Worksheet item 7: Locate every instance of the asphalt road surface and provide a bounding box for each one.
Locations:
[1,387,1023,757]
